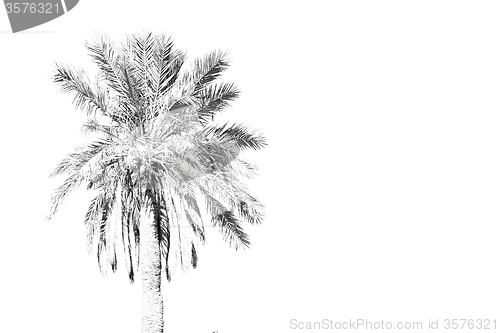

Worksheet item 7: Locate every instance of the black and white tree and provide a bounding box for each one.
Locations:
[47,30,266,333]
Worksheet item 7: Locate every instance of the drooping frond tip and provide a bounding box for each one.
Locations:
[52,62,108,117]
[212,211,251,250]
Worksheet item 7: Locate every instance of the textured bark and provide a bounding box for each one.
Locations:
[140,205,164,333]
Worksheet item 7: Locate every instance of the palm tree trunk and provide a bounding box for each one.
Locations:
[140,199,164,333]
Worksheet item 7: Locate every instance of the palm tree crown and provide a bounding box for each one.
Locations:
[47,30,266,286]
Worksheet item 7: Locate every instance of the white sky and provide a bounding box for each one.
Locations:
[1,1,499,332]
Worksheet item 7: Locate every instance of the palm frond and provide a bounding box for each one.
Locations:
[121,188,135,283]
[132,201,141,270]
[218,172,265,225]
[200,123,267,151]
[110,245,118,272]
[81,121,120,138]
[85,33,126,97]
[197,82,240,122]
[53,63,108,117]
[189,139,240,175]
[95,194,109,275]
[121,64,143,124]
[155,35,186,100]
[122,169,142,274]
[191,242,198,268]
[129,30,156,95]
[237,196,265,225]
[84,196,99,254]
[47,172,84,221]
[96,184,118,276]
[157,193,172,281]
[170,195,186,270]
[228,158,259,179]
[198,185,227,217]
[50,139,113,178]
[144,188,170,279]
[201,172,262,221]
[182,191,206,244]
[161,189,201,273]
[212,211,250,250]
[199,185,251,249]
[168,95,201,117]
[191,50,230,95]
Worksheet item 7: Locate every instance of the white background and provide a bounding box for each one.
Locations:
[1,1,499,332]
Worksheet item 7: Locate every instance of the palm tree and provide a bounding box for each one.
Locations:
[47,30,266,333]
